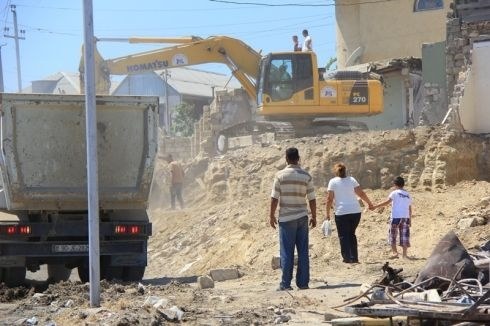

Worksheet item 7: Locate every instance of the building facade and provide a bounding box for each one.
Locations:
[336,0,451,68]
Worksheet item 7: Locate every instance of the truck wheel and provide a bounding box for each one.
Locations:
[77,264,89,283]
[216,134,228,154]
[101,266,124,281]
[123,266,145,282]
[2,267,26,287]
[47,264,72,282]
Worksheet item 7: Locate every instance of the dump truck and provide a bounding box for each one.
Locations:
[0,93,158,286]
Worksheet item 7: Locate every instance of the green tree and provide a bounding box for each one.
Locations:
[325,57,337,71]
[171,102,199,136]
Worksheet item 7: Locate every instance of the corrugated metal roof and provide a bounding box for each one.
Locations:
[112,72,176,96]
[25,67,237,97]
[156,67,241,97]
[24,72,120,94]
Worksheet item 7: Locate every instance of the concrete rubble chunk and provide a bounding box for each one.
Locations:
[32,293,46,299]
[475,216,487,226]
[158,305,184,322]
[480,196,490,207]
[143,296,163,308]
[137,282,145,294]
[209,268,240,282]
[198,275,215,289]
[153,298,169,309]
[274,314,291,324]
[457,217,478,229]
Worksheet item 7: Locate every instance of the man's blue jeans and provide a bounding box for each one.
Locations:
[279,216,309,289]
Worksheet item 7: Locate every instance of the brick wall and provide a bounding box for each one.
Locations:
[158,133,193,162]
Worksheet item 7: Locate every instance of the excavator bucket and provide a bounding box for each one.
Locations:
[79,44,111,94]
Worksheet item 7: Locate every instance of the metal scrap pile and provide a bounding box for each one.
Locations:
[334,231,490,325]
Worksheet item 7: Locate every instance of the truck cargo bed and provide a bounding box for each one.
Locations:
[0,93,159,211]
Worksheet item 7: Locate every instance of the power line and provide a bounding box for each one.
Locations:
[0,13,332,37]
[94,13,331,32]
[15,3,258,12]
[210,0,331,6]
[209,0,396,6]
[1,0,12,33]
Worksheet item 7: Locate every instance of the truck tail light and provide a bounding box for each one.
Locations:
[115,225,141,235]
[2,225,31,235]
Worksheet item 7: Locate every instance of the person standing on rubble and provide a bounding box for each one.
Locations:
[325,163,373,264]
[301,29,312,52]
[292,35,301,52]
[166,154,185,210]
[372,176,412,259]
[270,147,316,291]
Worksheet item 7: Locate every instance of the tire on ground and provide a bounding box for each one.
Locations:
[123,266,145,282]
[47,264,72,282]
[2,267,26,287]
[101,266,124,281]
[77,263,89,283]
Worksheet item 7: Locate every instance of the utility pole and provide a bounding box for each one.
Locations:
[82,0,101,307]
[0,44,6,93]
[4,5,26,93]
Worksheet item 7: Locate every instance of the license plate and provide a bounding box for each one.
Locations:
[52,244,89,253]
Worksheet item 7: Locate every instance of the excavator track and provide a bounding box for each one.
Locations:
[216,118,368,153]
[255,121,296,140]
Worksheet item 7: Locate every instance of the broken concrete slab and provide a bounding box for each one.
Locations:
[209,268,240,282]
[457,217,478,229]
[198,275,215,289]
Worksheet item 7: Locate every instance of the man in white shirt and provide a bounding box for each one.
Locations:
[302,29,312,52]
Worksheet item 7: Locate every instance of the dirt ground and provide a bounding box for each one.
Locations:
[0,126,489,325]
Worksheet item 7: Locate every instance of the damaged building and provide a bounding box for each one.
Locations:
[335,0,450,128]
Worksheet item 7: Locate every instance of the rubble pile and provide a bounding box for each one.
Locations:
[340,233,490,324]
[0,126,488,324]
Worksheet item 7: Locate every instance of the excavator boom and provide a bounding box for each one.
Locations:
[80,36,261,99]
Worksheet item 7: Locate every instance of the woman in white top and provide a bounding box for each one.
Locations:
[325,163,373,263]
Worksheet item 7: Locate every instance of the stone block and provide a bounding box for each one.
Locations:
[480,196,490,208]
[198,275,215,289]
[454,53,465,60]
[457,217,477,229]
[475,217,487,226]
[158,306,184,322]
[209,268,240,282]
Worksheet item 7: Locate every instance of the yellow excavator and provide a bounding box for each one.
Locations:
[80,36,383,149]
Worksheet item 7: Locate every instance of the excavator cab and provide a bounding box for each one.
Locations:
[257,52,317,116]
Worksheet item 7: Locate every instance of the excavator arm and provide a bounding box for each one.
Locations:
[79,36,262,100]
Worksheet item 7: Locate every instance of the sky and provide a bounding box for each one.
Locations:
[0,0,336,93]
